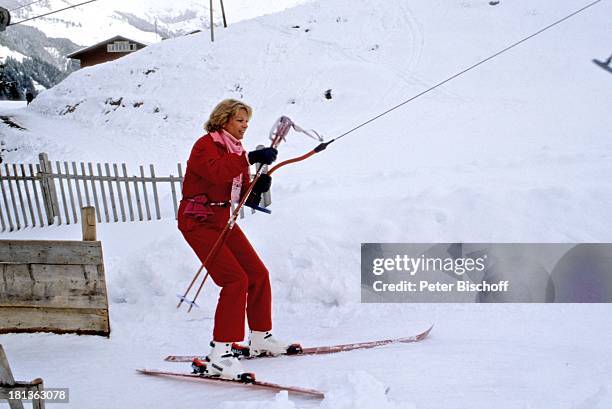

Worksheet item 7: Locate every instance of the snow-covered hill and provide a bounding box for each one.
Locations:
[1,0,612,408]
[0,0,313,98]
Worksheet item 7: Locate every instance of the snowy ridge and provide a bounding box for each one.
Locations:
[1,0,612,408]
[0,44,28,62]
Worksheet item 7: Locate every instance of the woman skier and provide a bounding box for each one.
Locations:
[178,99,296,381]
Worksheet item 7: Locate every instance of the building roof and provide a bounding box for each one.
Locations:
[66,35,147,59]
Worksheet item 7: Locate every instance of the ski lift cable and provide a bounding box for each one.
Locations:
[9,0,46,13]
[332,0,605,142]
[8,0,99,26]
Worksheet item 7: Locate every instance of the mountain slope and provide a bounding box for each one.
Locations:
[0,24,80,99]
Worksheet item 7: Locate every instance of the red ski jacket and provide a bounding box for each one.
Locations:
[178,134,251,230]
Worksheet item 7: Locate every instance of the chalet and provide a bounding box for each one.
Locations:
[67,35,147,68]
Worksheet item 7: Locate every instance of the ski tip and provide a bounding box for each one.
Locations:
[415,324,434,341]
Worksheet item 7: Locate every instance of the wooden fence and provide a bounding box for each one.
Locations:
[0,345,46,409]
[0,153,184,232]
[0,152,270,233]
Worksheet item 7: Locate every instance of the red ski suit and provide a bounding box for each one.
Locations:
[178,134,272,342]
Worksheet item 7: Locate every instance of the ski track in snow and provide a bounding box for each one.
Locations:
[1,0,612,408]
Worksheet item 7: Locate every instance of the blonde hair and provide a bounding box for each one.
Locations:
[205,99,253,133]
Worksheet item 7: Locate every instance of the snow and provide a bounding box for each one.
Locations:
[31,79,47,92]
[44,46,62,60]
[1,0,612,408]
[0,101,27,109]
[0,45,28,62]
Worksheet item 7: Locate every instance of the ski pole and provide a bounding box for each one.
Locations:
[176,265,204,308]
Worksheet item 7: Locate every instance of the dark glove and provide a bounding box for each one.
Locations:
[245,175,272,213]
[252,174,272,194]
[245,190,263,210]
[248,148,278,165]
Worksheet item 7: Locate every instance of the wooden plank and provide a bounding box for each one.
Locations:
[87,163,101,222]
[32,379,46,409]
[175,163,184,221]
[20,164,36,228]
[36,164,53,226]
[150,164,161,220]
[81,207,97,241]
[29,164,44,228]
[177,162,183,190]
[0,345,17,385]
[140,166,151,220]
[105,163,118,222]
[38,153,59,226]
[0,264,107,309]
[0,167,10,232]
[80,162,91,207]
[72,162,83,212]
[96,163,110,223]
[0,188,7,232]
[0,306,109,336]
[64,162,78,223]
[0,345,26,409]
[12,164,28,228]
[54,161,68,225]
[0,382,43,394]
[0,382,45,409]
[0,240,103,265]
[113,164,126,222]
[170,175,178,220]
[122,164,134,222]
[5,164,21,230]
[69,175,179,183]
[132,170,144,221]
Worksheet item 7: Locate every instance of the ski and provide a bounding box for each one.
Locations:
[165,324,433,363]
[136,368,325,399]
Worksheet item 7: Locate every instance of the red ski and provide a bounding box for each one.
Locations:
[136,369,325,399]
[164,324,433,362]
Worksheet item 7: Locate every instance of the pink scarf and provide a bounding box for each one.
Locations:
[210,130,245,203]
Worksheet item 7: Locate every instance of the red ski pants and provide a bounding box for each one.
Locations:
[181,223,272,342]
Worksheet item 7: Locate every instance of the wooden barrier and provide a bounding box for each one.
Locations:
[0,207,110,336]
[0,345,45,409]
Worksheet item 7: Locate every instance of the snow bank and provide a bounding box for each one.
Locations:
[319,371,410,409]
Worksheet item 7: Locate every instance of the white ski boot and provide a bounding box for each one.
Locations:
[191,341,255,382]
[249,330,302,357]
